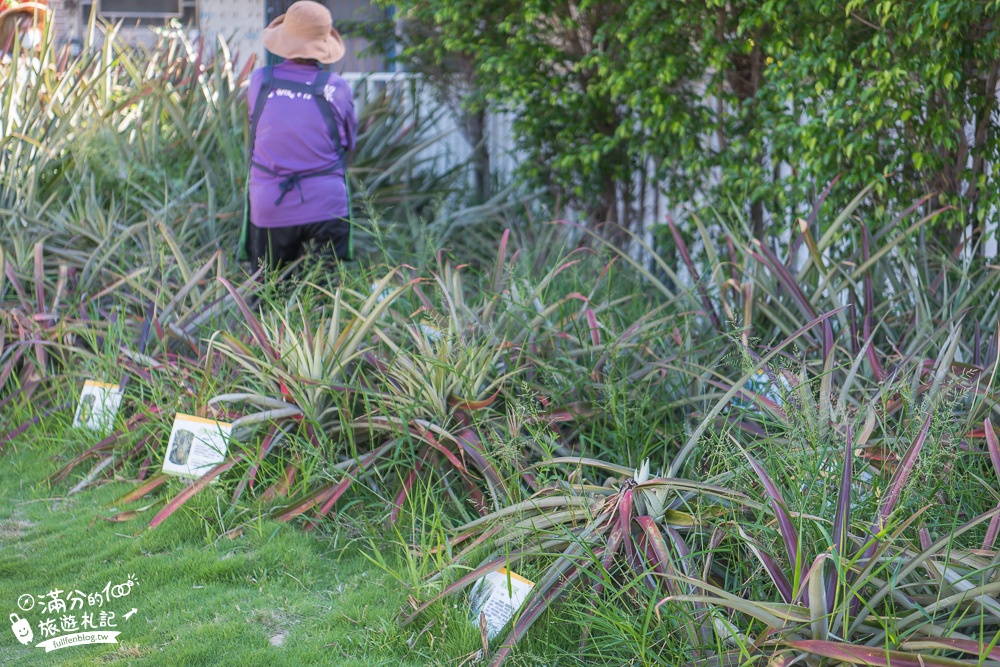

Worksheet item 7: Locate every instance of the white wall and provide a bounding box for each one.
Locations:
[199,0,264,66]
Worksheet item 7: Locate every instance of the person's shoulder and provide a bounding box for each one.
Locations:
[249,66,265,87]
[324,72,354,101]
[250,64,281,83]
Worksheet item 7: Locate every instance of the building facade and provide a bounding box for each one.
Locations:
[47,0,387,71]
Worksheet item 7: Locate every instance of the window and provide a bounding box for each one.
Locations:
[81,1,196,24]
[91,0,183,18]
[327,0,390,72]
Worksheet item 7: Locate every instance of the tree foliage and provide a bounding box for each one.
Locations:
[768,0,1000,244]
[379,0,1000,244]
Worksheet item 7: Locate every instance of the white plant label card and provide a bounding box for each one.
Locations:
[72,380,123,433]
[468,568,535,639]
[160,414,231,478]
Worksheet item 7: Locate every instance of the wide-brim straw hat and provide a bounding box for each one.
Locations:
[263,1,345,64]
[0,1,50,24]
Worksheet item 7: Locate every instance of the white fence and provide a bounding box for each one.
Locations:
[338,72,1000,259]
[340,71,671,237]
[341,71,519,182]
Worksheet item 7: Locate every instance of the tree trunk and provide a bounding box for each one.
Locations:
[467,107,491,204]
[751,199,765,241]
[963,59,999,256]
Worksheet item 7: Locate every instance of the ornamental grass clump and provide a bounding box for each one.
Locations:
[659,417,1000,667]
[8,13,1000,666]
[400,455,750,666]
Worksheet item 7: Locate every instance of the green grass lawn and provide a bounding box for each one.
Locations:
[0,419,487,666]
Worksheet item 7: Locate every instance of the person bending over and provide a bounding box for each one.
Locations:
[239,0,357,272]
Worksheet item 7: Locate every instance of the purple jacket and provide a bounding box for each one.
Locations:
[247,61,357,228]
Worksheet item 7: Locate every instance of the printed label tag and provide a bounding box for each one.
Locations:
[160,414,231,478]
[468,568,534,639]
[72,381,123,434]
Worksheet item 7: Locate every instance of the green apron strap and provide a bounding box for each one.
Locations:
[346,175,354,261]
[238,173,252,262]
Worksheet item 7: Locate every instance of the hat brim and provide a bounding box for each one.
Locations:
[263,14,345,64]
[0,2,49,24]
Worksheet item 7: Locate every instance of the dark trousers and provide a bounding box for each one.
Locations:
[249,218,350,271]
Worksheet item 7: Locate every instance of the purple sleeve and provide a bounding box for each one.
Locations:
[247,68,262,120]
[333,77,356,152]
[344,96,357,153]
